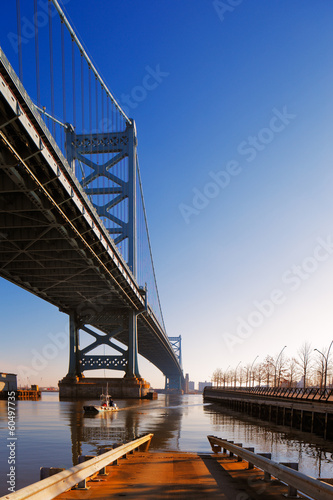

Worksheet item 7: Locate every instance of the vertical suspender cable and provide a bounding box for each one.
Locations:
[61,20,66,150]
[48,1,55,138]
[72,37,76,130]
[81,53,84,133]
[95,76,99,166]
[118,107,121,254]
[106,95,110,133]
[95,76,99,210]
[106,95,111,234]
[50,0,130,125]
[34,0,41,108]
[89,67,92,167]
[101,86,104,134]
[61,21,66,124]
[89,68,92,134]
[116,105,119,248]
[101,86,105,216]
[121,109,123,257]
[80,53,84,185]
[137,158,166,331]
[16,0,23,82]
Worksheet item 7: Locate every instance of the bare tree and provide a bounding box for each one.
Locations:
[243,364,251,388]
[262,355,274,387]
[313,352,325,388]
[254,362,263,387]
[238,367,244,388]
[226,368,233,388]
[296,341,312,388]
[211,368,223,387]
[221,370,227,388]
[285,357,299,387]
[221,369,231,388]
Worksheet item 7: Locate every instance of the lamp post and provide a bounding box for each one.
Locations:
[234,361,241,389]
[274,346,287,387]
[250,355,259,388]
[314,340,333,392]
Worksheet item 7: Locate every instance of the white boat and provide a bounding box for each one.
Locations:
[83,385,118,414]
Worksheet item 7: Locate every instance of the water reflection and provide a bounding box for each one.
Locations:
[64,395,186,464]
[204,403,333,478]
[1,393,333,495]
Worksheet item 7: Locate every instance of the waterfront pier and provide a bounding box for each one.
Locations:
[204,387,333,441]
[3,433,333,499]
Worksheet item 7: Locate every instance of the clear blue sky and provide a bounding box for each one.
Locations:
[1,0,333,388]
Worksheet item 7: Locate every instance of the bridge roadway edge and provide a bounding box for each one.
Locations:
[203,387,333,441]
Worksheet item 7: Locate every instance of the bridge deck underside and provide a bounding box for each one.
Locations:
[0,57,181,379]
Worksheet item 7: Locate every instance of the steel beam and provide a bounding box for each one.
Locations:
[68,314,80,378]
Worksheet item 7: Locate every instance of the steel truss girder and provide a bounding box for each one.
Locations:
[67,315,140,378]
[80,325,126,355]
[65,123,137,275]
[80,355,127,371]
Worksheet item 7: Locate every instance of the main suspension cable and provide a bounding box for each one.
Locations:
[51,0,131,125]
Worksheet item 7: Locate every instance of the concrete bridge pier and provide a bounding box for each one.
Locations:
[58,312,150,399]
[58,376,151,399]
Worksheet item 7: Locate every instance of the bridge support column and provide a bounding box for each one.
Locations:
[126,311,140,378]
[67,313,81,378]
[165,374,183,393]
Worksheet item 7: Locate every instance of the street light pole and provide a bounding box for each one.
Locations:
[250,355,259,388]
[274,346,287,387]
[314,340,333,392]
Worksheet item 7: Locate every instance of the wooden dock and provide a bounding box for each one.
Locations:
[54,451,309,499]
[17,389,41,400]
[3,434,332,500]
[0,389,41,400]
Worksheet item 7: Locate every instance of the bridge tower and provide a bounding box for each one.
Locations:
[64,120,142,382]
[165,336,184,392]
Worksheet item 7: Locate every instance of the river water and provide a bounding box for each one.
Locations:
[0,392,333,495]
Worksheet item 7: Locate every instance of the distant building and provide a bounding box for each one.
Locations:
[188,381,195,391]
[198,381,212,392]
[185,373,190,393]
[0,373,17,392]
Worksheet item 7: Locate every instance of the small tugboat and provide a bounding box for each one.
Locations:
[83,385,118,414]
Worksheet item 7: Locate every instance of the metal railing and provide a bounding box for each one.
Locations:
[208,435,333,500]
[205,386,333,402]
[0,433,153,500]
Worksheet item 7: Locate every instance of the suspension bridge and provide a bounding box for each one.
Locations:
[0,0,184,395]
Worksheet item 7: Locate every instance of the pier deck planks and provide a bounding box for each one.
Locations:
[54,451,307,499]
